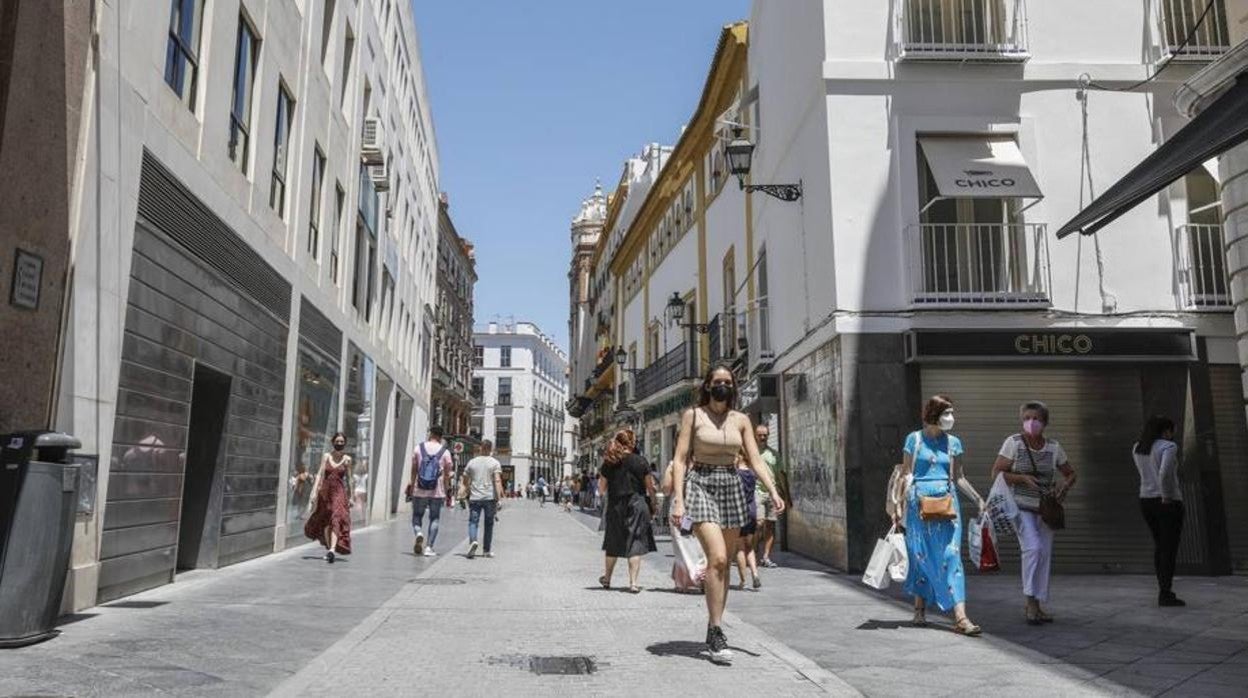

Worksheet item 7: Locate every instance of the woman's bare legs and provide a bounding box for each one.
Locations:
[627,555,642,588]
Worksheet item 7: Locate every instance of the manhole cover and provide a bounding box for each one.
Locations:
[407,577,466,585]
[529,656,597,675]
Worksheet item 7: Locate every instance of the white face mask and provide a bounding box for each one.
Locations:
[938,410,955,432]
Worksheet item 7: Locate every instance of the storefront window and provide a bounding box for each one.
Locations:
[344,343,375,526]
[286,343,340,538]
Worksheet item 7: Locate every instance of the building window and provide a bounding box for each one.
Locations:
[228,18,259,172]
[352,222,376,319]
[497,377,512,406]
[471,377,483,401]
[496,416,512,451]
[164,0,203,109]
[1161,0,1230,57]
[474,344,484,366]
[270,84,295,213]
[340,28,355,112]
[500,345,511,368]
[320,0,336,69]
[331,183,344,283]
[308,147,325,258]
[722,250,737,354]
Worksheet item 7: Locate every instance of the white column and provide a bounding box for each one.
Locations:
[1220,141,1248,428]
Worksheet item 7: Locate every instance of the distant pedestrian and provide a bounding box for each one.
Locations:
[461,440,504,559]
[407,426,454,557]
[991,400,1077,625]
[598,429,656,593]
[734,452,761,590]
[304,432,352,563]
[895,396,984,635]
[668,363,785,665]
[753,423,785,568]
[1134,415,1185,607]
[561,478,574,512]
[537,476,549,507]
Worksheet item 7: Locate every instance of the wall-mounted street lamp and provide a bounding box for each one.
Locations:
[614,347,643,374]
[664,292,711,333]
[724,133,802,202]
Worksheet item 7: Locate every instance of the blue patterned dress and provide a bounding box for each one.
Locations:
[902,430,966,611]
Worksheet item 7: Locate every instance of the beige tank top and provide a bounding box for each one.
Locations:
[691,407,743,466]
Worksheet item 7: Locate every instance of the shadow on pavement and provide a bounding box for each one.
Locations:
[646,640,762,663]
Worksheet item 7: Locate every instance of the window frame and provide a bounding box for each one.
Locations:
[228,17,260,172]
[164,0,203,109]
[307,147,326,258]
[270,82,295,214]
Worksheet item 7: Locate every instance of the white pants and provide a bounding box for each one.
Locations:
[1017,511,1054,602]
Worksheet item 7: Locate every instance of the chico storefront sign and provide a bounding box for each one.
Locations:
[906,329,1196,362]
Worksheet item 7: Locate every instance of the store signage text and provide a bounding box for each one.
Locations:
[955,170,1015,189]
[1013,333,1093,355]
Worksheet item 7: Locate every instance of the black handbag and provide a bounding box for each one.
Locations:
[1023,442,1065,531]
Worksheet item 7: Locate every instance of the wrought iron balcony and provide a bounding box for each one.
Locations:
[634,343,695,402]
[1160,0,1231,61]
[908,222,1051,306]
[895,0,1029,62]
[1175,224,1231,309]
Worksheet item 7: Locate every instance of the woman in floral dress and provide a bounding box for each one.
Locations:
[894,396,985,635]
[304,432,352,563]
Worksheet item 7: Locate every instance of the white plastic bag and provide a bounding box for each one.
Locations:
[984,472,1020,538]
[862,537,894,590]
[886,527,908,582]
[672,533,707,593]
[968,512,1001,573]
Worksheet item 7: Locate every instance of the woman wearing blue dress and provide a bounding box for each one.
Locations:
[894,395,986,636]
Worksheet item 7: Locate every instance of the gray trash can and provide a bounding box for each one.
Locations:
[0,431,82,648]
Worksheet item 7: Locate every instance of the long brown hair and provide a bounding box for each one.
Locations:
[697,363,737,408]
[604,428,636,465]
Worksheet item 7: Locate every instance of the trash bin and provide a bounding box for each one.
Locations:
[0,431,82,648]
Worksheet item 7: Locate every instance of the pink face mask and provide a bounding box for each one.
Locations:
[1023,418,1044,437]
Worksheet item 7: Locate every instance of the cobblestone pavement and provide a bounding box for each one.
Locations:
[4,501,1248,697]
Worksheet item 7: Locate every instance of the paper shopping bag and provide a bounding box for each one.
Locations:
[886,527,908,582]
[862,536,894,590]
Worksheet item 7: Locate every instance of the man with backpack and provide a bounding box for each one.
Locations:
[407,426,455,556]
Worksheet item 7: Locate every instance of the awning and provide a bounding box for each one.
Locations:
[919,136,1043,199]
[1056,75,1248,239]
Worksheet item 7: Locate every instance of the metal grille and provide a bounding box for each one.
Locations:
[137,150,291,322]
[897,0,1029,60]
[1161,0,1230,59]
[1175,224,1231,308]
[635,343,693,401]
[299,296,343,358]
[910,223,1050,306]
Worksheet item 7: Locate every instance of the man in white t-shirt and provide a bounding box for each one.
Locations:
[408,426,455,557]
[462,440,504,559]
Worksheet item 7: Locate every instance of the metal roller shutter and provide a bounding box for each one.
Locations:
[1211,366,1248,573]
[921,366,1150,573]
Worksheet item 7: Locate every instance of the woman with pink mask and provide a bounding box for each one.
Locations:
[991,401,1078,625]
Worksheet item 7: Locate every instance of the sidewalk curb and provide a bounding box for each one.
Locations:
[569,509,862,696]
[267,535,468,697]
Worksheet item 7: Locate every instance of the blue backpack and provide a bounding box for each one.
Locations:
[417,444,447,491]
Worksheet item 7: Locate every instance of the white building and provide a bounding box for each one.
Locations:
[590,2,1246,576]
[472,321,570,491]
[55,0,442,608]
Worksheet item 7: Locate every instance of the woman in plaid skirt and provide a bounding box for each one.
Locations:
[668,364,785,665]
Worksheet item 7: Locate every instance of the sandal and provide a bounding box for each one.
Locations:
[598,575,611,590]
[1035,608,1054,623]
[627,585,642,594]
[912,608,928,627]
[954,618,982,637]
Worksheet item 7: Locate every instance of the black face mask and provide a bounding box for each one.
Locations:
[333,442,345,451]
[709,385,733,403]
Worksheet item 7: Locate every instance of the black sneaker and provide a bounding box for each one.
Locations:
[707,626,733,665]
[326,551,335,564]
[1159,593,1186,607]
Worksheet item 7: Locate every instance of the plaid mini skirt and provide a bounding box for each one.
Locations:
[685,463,749,529]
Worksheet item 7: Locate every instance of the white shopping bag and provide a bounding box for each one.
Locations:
[967,512,1001,573]
[984,472,1020,538]
[862,535,895,590]
[886,527,908,582]
[672,533,707,593]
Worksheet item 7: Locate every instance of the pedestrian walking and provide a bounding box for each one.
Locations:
[461,440,504,559]
[734,452,761,590]
[304,432,352,563]
[561,478,574,512]
[537,475,549,507]
[894,396,984,635]
[991,400,1078,625]
[597,429,657,593]
[668,363,785,665]
[753,423,784,568]
[407,426,455,557]
[1133,415,1186,607]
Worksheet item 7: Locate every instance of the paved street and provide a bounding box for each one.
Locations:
[3,501,1248,696]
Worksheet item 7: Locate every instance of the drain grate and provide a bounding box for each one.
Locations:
[529,656,597,676]
[407,577,466,586]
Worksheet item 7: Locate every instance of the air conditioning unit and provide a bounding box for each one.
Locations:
[369,160,390,191]
[361,117,384,164]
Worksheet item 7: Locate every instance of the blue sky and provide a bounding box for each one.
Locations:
[412,0,750,351]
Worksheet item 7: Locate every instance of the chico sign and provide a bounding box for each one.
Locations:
[1013,334,1093,355]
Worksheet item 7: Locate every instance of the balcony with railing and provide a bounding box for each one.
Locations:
[908,222,1051,306]
[635,343,695,402]
[1175,223,1231,309]
[1160,0,1231,60]
[894,0,1030,61]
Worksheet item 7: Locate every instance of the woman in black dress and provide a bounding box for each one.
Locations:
[597,429,657,593]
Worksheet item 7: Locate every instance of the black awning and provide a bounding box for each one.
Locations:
[1055,75,1248,239]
